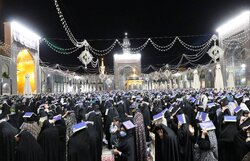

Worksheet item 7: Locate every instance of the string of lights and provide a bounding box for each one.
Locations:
[41,58,99,70]
[88,44,116,56]
[2,37,212,73]
[57,65,82,72]
[222,28,250,44]
[51,1,218,56]
[142,65,159,73]
[188,59,213,68]
[54,0,85,48]
[43,35,214,58]
[51,0,250,56]
[40,56,208,75]
[43,39,78,51]
[0,40,216,84]
[220,28,250,50]
[223,33,249,44]
[177,37,212,51]
[44,39,80,54]
[222,35,249,49]
[223,35,249,45]
[91,58,99,68]
[148,37,177,49]
[40,56,215,83]
[50,0,250,81]
[183,45,211,62]
[88,39,118,53]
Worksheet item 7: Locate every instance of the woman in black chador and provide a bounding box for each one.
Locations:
[85,105,103,161]
[177,115,195,161]
[113,123,136,161]
[0,120,18,161]
[15,130,43,161]
[67,125,91,161]
[0,100,11,120]
[153,124,180,161]
[37,120,61,161]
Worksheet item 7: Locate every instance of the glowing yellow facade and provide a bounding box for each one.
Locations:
[125,68,143,90]
[17,49,36,94]
[125,80,143,90]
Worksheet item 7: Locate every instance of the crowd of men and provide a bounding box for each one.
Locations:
[0,89,250,161]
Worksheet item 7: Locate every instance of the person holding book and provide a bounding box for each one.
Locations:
[217,110,238,161]
[177,113,196,161]
[234,111,250,161]
[67,122,91,161]
[150,110,180,161]
[37,120,61,161]
[153,123,180,161]
[195,121,218,161]
[113,120,136,161]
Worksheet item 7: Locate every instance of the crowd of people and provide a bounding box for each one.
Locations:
[0,89,250,161]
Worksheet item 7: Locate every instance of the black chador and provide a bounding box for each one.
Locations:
[154,124,180,161]
[38,120,61,161]
[0,121,18,161]
[68,128,91,161]
[15,131,43,161]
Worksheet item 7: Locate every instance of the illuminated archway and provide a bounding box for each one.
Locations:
[17,49,36,94]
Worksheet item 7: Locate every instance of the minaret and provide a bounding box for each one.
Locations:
[114,33,141,90]
[100,57,105,74]
[122,33,131,54]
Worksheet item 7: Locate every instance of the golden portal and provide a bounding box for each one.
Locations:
[17,49,36,94]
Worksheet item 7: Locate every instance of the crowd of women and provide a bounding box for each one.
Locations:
[0,89,250,161]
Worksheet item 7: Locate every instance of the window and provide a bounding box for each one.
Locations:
[2,63,9,76]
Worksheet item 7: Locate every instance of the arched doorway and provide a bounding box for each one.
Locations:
[225,41,245,86]
[118,65,139,90]
[17,49,36,94]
